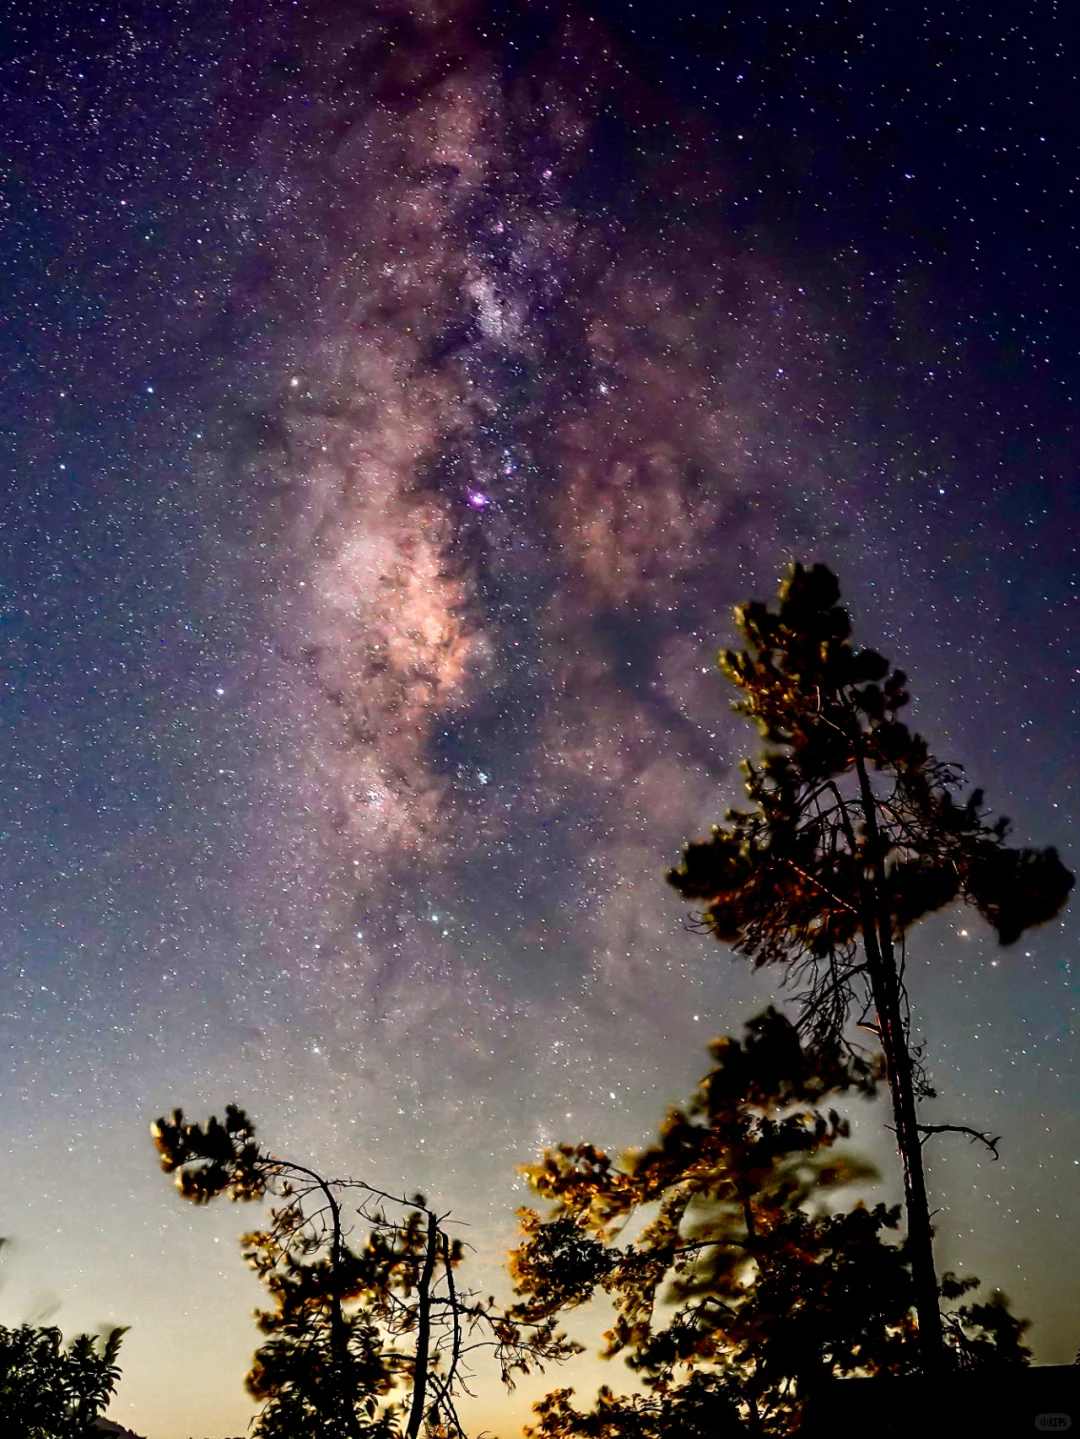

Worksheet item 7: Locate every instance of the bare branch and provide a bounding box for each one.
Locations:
[916,1124,1001,1160]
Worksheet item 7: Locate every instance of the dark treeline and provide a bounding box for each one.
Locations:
[2,566,1073,1439]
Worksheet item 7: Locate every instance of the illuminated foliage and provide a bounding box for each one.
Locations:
[151,1109,574,1439]
[511,1010,1029,1439]
[667,563,1071,1368]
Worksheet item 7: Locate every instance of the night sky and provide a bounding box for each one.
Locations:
[1,2,1078,1435]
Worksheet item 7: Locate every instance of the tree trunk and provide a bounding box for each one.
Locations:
[323,1181,365,1439]
[851,743,946,1374]
[861,919,945,1369]
[405,1209,440,1439]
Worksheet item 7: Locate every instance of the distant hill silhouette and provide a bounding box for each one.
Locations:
[90,1419,148,1439]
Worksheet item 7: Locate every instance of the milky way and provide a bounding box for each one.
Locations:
[207,3,866,1164]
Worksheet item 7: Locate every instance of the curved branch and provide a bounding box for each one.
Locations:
[916,1123,1001,1160]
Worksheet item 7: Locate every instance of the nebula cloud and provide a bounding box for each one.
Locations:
[216,0,854,1098]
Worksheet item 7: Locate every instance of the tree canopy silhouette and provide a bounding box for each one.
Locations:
[666,562,1071,1371]
[508,1009,1030,1439]
[151,1107,574,1439]
[0,1314,125,1439]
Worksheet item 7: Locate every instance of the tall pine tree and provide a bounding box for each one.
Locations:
[667,563,1071,1371]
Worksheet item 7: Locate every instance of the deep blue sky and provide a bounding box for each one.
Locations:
[1,3,1077,1435]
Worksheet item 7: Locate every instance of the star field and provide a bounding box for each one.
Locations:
[0,3,1078,1436]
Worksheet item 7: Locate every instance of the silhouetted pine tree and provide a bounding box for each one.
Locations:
[667,563,1071,1371]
